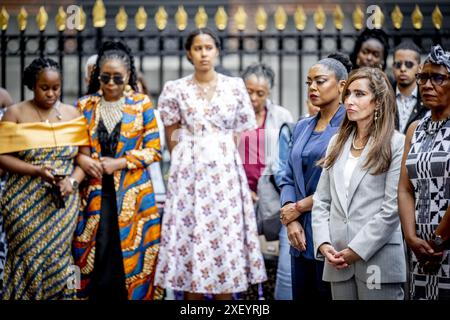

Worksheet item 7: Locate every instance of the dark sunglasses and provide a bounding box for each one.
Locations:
[393,60,416,69]
[415,72,450,86]
[99,73,125,85]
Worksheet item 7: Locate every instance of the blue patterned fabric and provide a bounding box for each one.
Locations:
[0,213,6,294]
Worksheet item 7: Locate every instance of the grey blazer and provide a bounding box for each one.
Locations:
[312,131,406,284]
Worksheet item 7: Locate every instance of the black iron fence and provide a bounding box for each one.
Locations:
[1,1,449,116]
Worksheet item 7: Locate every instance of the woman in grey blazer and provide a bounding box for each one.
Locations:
[312,67,406,300]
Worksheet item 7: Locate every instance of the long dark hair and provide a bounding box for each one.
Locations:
[87,41,138,95]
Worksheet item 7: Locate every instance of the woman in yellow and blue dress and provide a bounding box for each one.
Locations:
[0,58,90,299]
[73,41,162,300]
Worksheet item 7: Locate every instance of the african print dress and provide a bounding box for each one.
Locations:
[406,115,450,300]
[0,205,5,293]
[73,92,162,300]
[155,74,267,294]
[0,117,89,299]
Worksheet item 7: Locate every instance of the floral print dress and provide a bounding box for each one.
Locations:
[155,73,267,294]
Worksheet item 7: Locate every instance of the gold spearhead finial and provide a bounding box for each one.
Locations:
[215,6,228,31]
[234,6,247,31]
[333,5,344,30]
[255,6,267,32]
[411,5,423,30]
[76,6,87,31]
[391,5,403,30]
[352,5,364,31]
[17,7,28,31]
[314,5,326,31]
[373,5,384,29]
[55,6,67,32]
[135,6,147,31]
[175,5,188,31]
[155,6,168,31]
[274,6,287,31]
[93,0,106,28]
[36,6,48,31]
[0,6,10,31]
[432,5,443,30]
[115,6,127,31]
[195,6,208,29]
[294,5,307,31]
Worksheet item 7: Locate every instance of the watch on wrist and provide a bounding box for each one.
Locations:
[69,177,79,190]
[432,234,445,250]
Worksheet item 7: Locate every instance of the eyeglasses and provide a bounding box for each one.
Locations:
[415,72,450,86]
[393,60,416,69]
[99,74,125,85]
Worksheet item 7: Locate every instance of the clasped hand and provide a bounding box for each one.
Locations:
[320,244,361,270]
[76,154,125,179]
[407,236,443,273]
[280,202,302,225]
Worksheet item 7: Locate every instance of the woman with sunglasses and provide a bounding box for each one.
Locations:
[398,44,450,300]
[73,41,162,300]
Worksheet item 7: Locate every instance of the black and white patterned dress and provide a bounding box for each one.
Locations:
[405,115,450,300]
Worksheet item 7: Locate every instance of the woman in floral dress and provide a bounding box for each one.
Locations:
[155,28,267,300]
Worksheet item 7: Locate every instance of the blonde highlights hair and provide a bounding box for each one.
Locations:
[319,67,396,175]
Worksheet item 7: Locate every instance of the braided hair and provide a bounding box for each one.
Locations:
[23,57,60,90]
[87,41,138,95]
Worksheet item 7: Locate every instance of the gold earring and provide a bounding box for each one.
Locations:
[124,84,132,95]
[374,109,378,121]
[374,108,380,135]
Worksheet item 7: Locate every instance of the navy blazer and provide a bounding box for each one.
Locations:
[280,106,345,259]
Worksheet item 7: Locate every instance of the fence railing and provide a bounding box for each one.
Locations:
[0,1,448,115]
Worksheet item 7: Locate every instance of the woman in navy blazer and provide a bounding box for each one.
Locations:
[279,53,351,300]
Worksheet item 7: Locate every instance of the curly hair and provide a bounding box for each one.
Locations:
[87,41,138,95]
[23,57,60,90]
[350,28,390,71]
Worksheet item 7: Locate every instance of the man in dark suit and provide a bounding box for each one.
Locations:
[393,41,428,133]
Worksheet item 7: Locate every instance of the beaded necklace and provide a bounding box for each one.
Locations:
[98,97,124,135]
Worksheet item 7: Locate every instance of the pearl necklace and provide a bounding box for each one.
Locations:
[352,134,366,150]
